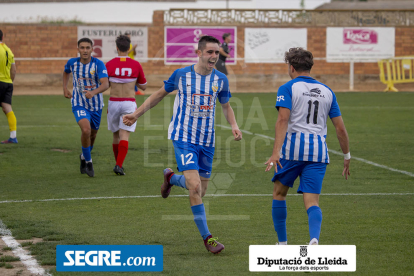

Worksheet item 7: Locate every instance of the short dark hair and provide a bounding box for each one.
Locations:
[0,30,3,41]
[77,37,93,47]
[284,47,314,72]
[198,35,220,51]
[222,33,231,41]
[116,35,131,52]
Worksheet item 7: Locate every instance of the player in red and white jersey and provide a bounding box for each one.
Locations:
[106,35,147,175]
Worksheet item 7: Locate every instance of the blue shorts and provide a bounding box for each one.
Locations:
[72,106,102,130]
[173,140,215,178]
[271,159,327,194]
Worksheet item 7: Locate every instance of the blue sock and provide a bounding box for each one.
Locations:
[272,200,287,242]
[307,206,322,241]
[90,145,94,152]
[170,174,187,189]
[191,204,211,240]
[82,146,92,162]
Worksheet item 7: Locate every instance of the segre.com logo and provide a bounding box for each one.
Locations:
[56,245,163,272]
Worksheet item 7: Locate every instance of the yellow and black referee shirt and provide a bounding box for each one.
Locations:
[0,42,15,83]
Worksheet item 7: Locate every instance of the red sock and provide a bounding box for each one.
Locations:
[116,140,129,167]
[112,144,119,161]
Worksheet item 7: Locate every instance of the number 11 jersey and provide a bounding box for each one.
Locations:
[276,76,341,164]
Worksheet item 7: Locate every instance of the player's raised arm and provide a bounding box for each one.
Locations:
[123,85,169,126]
[220,102,242,141]
[331,116,351,179]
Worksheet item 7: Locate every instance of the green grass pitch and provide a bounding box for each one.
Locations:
[0,92,413,275]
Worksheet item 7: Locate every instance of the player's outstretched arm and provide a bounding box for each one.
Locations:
[85,77,109,99]
[62,71,72,99]
[221,102,242,141]
[331,116,351,180]
[265,107,290,172]
[123,85,169,126]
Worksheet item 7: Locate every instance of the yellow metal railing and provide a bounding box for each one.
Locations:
[378,56,414,92]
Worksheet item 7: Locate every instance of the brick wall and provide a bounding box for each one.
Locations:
[2,11,414,91]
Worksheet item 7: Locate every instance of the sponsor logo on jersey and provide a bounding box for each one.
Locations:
[277,96,285,102]
[310,88,321,94]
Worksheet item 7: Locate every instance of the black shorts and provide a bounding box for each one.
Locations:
[215,60,228,75]
[0,81,13,105]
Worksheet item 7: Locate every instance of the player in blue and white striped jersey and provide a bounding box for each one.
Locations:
[265,48,350,246]
[123,36,242,254]
[63,38,109,177]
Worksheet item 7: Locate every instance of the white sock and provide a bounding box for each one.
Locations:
[80,154,85,160]
[86,159,92,163]
[10,131,16,139]
[278,241,287,245]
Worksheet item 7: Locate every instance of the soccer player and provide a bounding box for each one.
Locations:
[63,38,109,177]
[123,35,242,254]
[106,35,147,175]
[265,47,350,245]
[0,29,18,144]
[124,31,144,96]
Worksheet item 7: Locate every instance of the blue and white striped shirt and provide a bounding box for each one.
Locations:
[165,65,231,147]
[276,76,341,164]
[64,57,108,112]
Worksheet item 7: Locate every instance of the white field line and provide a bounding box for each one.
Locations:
[0,220,50,276]
[217,124,414,178]
[0,193,413,205]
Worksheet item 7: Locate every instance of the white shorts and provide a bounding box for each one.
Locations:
[107,98,137,133]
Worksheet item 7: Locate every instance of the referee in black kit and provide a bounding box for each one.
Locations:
[215,33,232,75]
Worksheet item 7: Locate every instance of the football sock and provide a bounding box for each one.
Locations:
[191,204,211,240]
[82,146,92,162]
[112,144,119,161]
[116,140,128,167]
[272,199,287,243]
[170,174,187,189]
[307,206,322,242]
[6,111,16,138]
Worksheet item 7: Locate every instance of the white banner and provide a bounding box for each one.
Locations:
[250,245,356,272]
[326,27,395,62]
[244,28,307,63]
[77,26,148,62]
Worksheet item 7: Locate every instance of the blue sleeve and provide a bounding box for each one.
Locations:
[275,84,292,110]
[97,60,108,79]
[163,69,180,93]
[64,59,73,73]
[218,77,231,104]
[329,91,341,118]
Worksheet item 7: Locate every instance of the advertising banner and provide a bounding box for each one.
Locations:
[77,26,148,62]
[250,245,356,272]
[326,27,395,62]
[244,28,307,63]
[165,27,237,65]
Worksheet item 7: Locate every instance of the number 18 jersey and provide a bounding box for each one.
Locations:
[276,76,341,164]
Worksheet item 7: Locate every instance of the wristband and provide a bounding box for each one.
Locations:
[344,152,351,160]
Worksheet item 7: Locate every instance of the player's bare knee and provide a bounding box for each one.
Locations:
[81,128,91,136]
